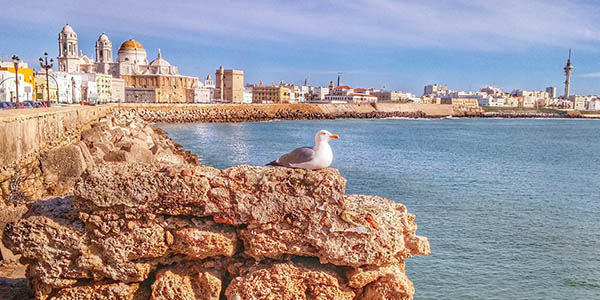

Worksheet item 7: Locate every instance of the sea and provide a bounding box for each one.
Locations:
[157,118,600,300]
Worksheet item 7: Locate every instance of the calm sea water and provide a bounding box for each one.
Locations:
[157,118,600,300]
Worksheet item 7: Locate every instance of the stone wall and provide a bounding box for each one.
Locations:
[0,106,114,168]
[0,106,114,242]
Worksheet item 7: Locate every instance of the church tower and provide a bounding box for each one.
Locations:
[57,24,80,72]
[96,33,113,63]
[95,33,114,75]
[563,49,574,99]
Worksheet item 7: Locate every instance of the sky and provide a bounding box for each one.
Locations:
[1,0,600,95]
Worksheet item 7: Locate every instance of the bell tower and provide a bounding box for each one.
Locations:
[96,33,113,63]
[57,24,80,72]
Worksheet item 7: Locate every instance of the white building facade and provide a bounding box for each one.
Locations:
[0,70,33,102]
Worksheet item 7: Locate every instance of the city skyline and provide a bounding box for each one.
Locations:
[2,0,600,95]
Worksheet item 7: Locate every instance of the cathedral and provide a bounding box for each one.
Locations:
[56,24,199,103]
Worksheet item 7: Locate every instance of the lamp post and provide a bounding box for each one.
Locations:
[39,52,53,104]
[71,77,76,104]
[12,55,20,105]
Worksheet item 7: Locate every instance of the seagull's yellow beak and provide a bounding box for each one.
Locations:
[329,134,339,139]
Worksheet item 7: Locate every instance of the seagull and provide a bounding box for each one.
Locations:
[266,129,339,169]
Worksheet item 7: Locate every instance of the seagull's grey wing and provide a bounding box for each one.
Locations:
[276,146,316,167]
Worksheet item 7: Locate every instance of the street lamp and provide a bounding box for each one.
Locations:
[71,77,76,104]
[39,52,53,104]
[12,55,19,105]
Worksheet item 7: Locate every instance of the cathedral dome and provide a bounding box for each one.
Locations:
[119,40,144,51]
[149,49,171,67]
[117,39,148,66]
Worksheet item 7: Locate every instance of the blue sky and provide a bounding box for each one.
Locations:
[2,0,600,95]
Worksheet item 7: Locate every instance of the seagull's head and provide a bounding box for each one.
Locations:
[315,129,339,144]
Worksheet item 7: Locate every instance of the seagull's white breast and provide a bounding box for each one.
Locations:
[290,142,333,169]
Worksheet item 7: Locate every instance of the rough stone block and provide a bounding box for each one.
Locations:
[40,144,87,190]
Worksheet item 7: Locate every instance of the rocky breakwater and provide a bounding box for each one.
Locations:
[4,161,430,299]
[122,104,428,123]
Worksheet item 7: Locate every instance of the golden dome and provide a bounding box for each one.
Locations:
[119,39,144,51]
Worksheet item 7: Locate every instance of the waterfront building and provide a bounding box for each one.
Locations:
[423,83,448,96]
[243,86,253,104]
[546,87,557,99]
[82,80,98,103]
[33,75,58,102]
[420,95,441,104]
[288,85,309,103]
[204,75,215,89]
[79,73,113,103]
[480,86,503,96]
[194,88,212,103]
[0,60,34,102]
[53,72,82,104]
[371,90,414,102]
[569,95,593,110]
[125,87,156,103]
[324,86,377,103]
[252,84,291,103]
[440,97,480,111]
[511,90,549,108]
[122,72,197,103]
[587,99,600,110]
[308,87,329,102]
[215,66,244,103]
[111,77,125,102]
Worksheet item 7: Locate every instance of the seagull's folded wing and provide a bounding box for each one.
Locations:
[277,147,316,167]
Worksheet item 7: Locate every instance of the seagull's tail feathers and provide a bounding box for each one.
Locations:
[266,160,281,166]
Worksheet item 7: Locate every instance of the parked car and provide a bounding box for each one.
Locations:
[33,101,47,108]
[0,102,12,109]
[21,102,33,109]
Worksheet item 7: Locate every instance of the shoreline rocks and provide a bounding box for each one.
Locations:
[4,162,430,299]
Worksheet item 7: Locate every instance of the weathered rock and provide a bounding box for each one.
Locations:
[103,150,132,162]
[151,264,221,300]
[52,282,139,300]
[225,262,355,300]
[171,227,237,259]
[40,144,87,194]
[73,163,429,267]
[359,270,415,300]
[2,197,89,289]
[77,141,96,170]
[347,264,404,289]
[127,143,155,163]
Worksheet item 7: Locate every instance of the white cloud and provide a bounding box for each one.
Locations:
[4,0,600,51]
[577,72,600,78]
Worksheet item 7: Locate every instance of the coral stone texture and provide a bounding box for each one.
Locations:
[2,110,430,299]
